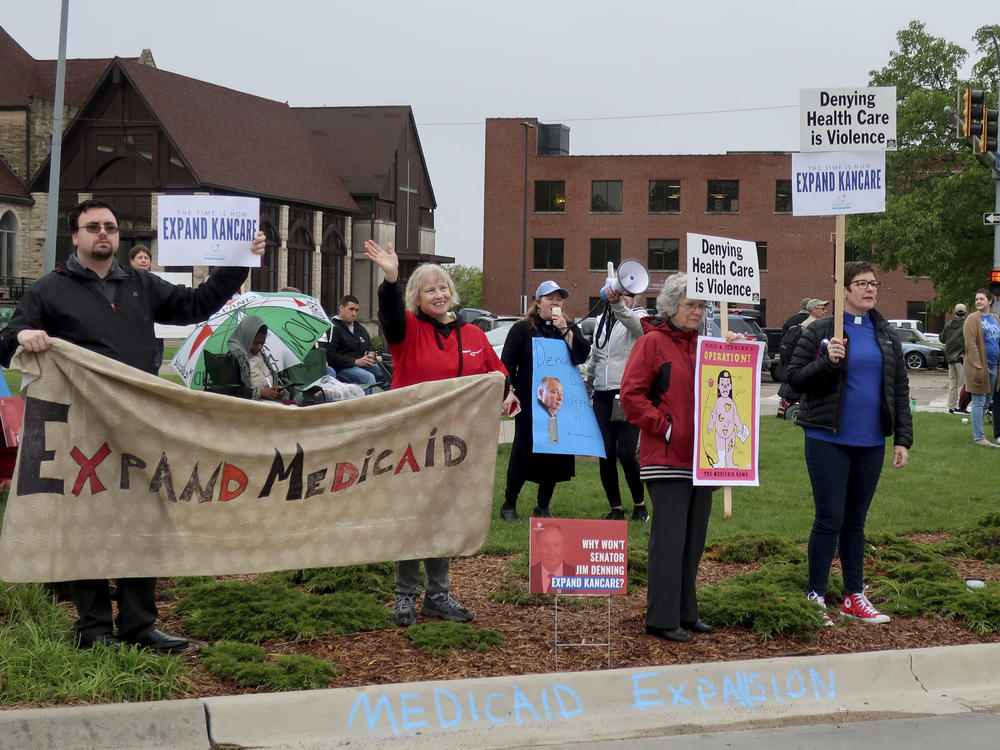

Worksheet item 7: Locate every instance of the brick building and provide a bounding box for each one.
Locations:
[483,117,937,329]
[0,26,445,322]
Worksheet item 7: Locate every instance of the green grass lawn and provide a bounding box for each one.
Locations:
[482,410,997,554]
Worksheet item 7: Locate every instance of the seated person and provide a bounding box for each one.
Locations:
[226,314,290,401]
[326,295,381,390]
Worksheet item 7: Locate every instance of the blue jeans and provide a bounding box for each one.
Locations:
[970,364,998,441]
[336,365,378,388]
[804,438,885,597]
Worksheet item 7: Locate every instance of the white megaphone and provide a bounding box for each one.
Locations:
[600,259,649,301]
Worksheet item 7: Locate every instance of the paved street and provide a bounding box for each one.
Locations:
[764,367,951,414]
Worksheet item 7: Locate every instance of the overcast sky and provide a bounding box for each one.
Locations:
[2,1,991,266]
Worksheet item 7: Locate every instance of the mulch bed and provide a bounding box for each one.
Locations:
[158,538,1000,700]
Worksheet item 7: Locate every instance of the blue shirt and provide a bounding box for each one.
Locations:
[980,314,1000,367]
[806,312,884,447]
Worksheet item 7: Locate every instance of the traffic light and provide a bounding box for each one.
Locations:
[963,88,984,140]
[991,270,1000,299]
[981,106,998,154]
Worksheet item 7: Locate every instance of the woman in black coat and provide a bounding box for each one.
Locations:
[786,261,911,628]
[498,280,590,520]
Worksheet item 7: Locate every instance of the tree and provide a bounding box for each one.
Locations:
[847,21,999,310]
[446,264,484,309]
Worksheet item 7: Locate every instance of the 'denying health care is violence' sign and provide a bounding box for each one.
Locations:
[685,233,760,305]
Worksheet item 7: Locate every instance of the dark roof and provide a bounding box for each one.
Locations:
[0,158,30,202]
[0,25,115,107]
[117,60,357,212]
[292,106,436,205]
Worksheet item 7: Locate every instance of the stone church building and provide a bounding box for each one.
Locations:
[0,26,445,322]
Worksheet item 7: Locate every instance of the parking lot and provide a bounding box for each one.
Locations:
[764,367,952,414]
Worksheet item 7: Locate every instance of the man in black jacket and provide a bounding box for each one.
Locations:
[325,294,381,391]
[0,199,266,652]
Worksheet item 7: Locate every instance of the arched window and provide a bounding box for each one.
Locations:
[286,222,313,294]
[319,226,346,313]
[0,211,17,280]
[251,221,279,292]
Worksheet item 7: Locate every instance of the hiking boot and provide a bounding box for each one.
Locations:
[499,504,519,521]
[531,506,553,518]
[421,592,473,622]
[807,591,835,627]
[841,592,890,624]
[602,508,625,520]
[391,593,416,627]
[630,504,649,522]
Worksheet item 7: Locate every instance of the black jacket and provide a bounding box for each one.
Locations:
[0,256,248,373]
[324,317,374,371]
[785,310,912,448]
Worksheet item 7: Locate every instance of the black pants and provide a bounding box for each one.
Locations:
[69,578,158,641]
[504,476,556,509]
[645,479,712,629]
[592,390,644,508]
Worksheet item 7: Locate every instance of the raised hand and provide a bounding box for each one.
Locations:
[364,240,398,283]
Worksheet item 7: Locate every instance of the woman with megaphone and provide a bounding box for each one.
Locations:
[585,277,649,522]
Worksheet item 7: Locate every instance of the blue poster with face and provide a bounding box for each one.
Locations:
[531,337,605,457]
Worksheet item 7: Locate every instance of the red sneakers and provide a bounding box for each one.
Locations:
[841,593,890,624]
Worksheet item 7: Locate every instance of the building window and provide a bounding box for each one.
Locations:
[591,181,622,212]
[534,181,565,212]
[648,238,679,271]
[707,180,739,213]
[590,238,621,270]
[533,238,564,269]
[775,179,792,213]
[649,180,680,212]
[756,241,768,271]
[0,211,16,279]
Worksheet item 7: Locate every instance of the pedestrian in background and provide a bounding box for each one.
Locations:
[939,302,968,414]
[962,289,1000,447]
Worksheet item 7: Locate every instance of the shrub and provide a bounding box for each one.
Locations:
[405,621,503,657]
[200,640,341,690]
[173,580,387,642]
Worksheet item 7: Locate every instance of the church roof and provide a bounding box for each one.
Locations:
[0,25,119,107]
[0,158,30,202]
[108,59,358,212]
[292,105,436,206]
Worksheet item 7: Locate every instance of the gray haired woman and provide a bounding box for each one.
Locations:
[620,273,716,643]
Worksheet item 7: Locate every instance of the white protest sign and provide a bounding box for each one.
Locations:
[152,271,197,339]
[791,151,886,216]
[800,87,896,152]
[685,234,760,304]
[157,195,261,267]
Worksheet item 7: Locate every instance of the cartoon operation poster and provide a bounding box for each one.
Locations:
[693,337,763,486]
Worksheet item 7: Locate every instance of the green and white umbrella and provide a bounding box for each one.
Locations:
[171,291,332,389]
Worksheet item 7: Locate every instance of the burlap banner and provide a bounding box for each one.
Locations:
[0,340,504,582]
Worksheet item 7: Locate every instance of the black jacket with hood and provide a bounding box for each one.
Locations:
[0,255,247,373]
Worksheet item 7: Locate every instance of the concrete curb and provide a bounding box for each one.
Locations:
[0,698,207,750]
[4,643,996,750]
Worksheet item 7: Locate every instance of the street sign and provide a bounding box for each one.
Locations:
[985,213,1000,225]
[800,87,897,152]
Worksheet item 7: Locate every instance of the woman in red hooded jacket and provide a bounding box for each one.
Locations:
[620,272,716,644]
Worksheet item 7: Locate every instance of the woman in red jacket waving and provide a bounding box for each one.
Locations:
[365,239,514,628]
